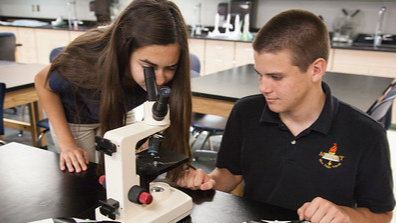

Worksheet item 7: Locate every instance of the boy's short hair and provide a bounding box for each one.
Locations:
[253,9,330,72]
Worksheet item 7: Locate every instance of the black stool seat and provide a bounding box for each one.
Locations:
[190,113,228,159]
[192,114,227,132]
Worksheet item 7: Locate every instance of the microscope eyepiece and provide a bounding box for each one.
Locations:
[152,86,171,121]
[144,67,158,101]
[159,86,171,96]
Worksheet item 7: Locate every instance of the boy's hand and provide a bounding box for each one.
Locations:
[177,169,216,190]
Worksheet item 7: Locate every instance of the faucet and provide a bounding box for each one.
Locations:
[67,1,82,30]
[191,3,203,36]
[374,6,386,47]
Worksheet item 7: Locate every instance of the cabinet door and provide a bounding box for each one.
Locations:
[35,29,70,64]
[69,31,84,42]
[204,40,235,75]
[0,26,18,39]
[16,28,39,63]
[189,39,205,75]
[332,49,396,78]
[234,42,254,67]
[327,49,334,72]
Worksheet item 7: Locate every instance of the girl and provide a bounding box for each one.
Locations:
[35,0,192,181]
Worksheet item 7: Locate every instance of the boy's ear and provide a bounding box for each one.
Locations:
[311,58,327,82]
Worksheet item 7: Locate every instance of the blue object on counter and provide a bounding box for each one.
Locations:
[0,19,49,27]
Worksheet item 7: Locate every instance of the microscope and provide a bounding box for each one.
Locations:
[94,67,193,222]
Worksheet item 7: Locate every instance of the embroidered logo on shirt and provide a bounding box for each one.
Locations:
[318,143,345,168]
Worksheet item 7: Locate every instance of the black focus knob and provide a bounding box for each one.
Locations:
[128,185,153,205]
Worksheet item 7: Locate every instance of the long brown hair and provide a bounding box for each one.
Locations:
[49,0,192,180]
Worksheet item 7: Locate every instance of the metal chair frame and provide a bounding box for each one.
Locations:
[0,83,6,145]
[367,81,396,130]
[189,53,228,160]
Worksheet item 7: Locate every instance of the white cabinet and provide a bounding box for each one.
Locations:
[234,42,254,68]
[189,39,250,75]
[0,26,38,63]
[0,27,86,64]
[17,28,39,63]
[69,31,84,42]
[0,26,17,34]
[204,40,236,75]
[329,49,396,78]
[327,49,334,71]
[190,40,333,75]
[35,29,71,64]
[188,39,205,75]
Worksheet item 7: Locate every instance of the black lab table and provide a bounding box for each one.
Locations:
[0,142,300,223]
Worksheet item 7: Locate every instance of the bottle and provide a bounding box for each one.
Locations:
[73,20,78,30]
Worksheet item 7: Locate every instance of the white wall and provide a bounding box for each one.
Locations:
[253,1,396,34]
[0,0,97,21]
[0,0,395,34]
[172,0,396,34]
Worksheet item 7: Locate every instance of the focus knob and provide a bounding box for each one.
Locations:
[128,185,153,205]
[138,191,153,205]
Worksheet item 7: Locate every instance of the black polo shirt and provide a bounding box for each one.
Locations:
[217,82,395,212]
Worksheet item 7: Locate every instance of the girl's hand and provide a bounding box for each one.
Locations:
[59,147,89,173]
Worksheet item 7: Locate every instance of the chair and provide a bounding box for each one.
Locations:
[0,33,22,120]
[0,83,6,145]
[367,81,396,130]
[189,53,228,161]
[49,46,64,62]
[190,113,227,150]
[190,53,201,78]
[35,46,64,148]
[0,32,17,61]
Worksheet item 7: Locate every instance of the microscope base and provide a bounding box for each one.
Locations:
[95,182,193,223]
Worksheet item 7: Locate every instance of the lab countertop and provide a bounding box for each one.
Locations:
[331,41,396,52]
[1,23,93,32]
[1,16,395,52]
[191,33,396,53]
[0,16,95,32]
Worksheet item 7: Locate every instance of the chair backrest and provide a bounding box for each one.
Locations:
[190,53,201,78]
[49,47,65,62]
[0,33,16,61]
[0,83,6,135]
[384,81,396,99]
[368,82,396,129]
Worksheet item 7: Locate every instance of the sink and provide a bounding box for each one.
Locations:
[353,33,396,49]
